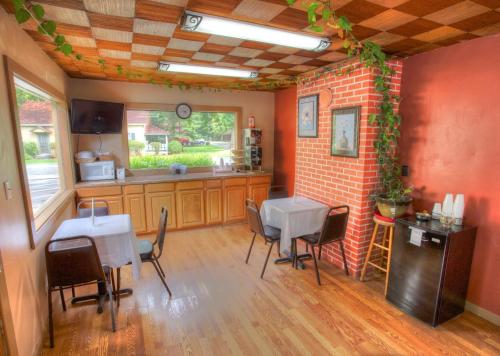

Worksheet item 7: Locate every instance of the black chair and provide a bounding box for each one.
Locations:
[116,207,172,305]
[245,199,282,279]
[77,200,110,218]
[45,236,116,348]
[268,185,289,200]
[295,205,350,285]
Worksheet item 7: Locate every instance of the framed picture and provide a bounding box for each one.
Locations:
[331,106,360,158]
[298,94,318,137]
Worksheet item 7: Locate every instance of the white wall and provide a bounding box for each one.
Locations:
[68,79,276,171]
[0,8,73,356]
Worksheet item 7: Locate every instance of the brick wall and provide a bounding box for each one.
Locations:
[295,59,402,275]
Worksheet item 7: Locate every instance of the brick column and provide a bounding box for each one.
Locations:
[295,59,402,276]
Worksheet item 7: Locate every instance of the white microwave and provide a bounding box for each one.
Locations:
[79,161,115,181]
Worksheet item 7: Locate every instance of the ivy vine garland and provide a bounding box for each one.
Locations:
[11,0,410,199]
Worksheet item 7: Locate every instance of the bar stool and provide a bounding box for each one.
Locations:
[360,214,395,296]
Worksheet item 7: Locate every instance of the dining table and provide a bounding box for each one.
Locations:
[51,214,142,312]
[260,196,330,266]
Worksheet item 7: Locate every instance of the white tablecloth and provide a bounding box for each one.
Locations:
[260,197,330,253]
[51,215,142,279]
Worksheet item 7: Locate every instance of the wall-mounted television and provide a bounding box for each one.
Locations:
[70,98,124,134]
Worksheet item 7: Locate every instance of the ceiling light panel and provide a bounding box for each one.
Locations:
[181,11,330,52]
[158,62,258,78]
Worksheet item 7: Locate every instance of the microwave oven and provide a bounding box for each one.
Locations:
[79,161,115,181]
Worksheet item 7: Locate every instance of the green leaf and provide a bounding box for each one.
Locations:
[116,64,123,75]
[59,43,73,55]
[343,40,351,49]
[322,8,331,22]
[15,8,30,23]
[75,53,83,60]
[307,2,319,24]
[337,16,352,31]
[39,20,56,35]
[54,34,65,45]
[368,114,377,125]
[32,4,45,20]
[12,0,25,11]
[309,24,323,32]
[98,58,106,65]
[286,0,296,5]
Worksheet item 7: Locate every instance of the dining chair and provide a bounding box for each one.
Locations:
[295,205,350,285]
[76,200,110,218]
[115,207,172,306]
[245,199,282,278]
[45,236,116,348]
[268,185,289,200]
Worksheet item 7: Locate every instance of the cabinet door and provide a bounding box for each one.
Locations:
[176,189,205,228]
[124,194,147,233]
[78,195,123,215]
[224,185,247,223]
[206,188,223,225]
[145,192,176,232]
[248,183,270,208]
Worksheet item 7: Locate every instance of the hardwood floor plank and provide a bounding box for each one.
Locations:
[42,224,500,355]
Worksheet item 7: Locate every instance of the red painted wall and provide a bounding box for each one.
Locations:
[274,86,297,195]
[399,34,500,316]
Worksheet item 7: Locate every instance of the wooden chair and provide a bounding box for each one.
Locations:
[116,208,172,305]
[295,205,350,285]
[45,236,116,348]
[360,215,395,296]
[245,199,282,279]
[76,200,110,218]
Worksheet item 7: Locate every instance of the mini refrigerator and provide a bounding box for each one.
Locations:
[386,217,477,327]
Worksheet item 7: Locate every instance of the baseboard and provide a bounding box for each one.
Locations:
[465,301,500,326]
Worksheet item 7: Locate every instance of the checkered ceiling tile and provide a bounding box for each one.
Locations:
[2,0,500,89]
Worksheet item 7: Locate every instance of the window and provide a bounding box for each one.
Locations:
[126,109,237,169]
[14,77,66,213]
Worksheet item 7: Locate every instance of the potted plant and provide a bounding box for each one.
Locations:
[372,147,412,218]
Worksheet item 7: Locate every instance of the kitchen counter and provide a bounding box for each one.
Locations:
[75,170,272,188]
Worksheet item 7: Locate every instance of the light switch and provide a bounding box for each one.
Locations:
[3,181,13,200]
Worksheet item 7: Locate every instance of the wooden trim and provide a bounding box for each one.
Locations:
[123,102,243,170]
[3,55,73,248]
[465,301,500,326]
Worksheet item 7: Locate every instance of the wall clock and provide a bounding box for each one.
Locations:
[176,103,192,119]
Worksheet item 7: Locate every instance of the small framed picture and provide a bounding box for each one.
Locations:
[331,106,360,158]
[298,94,318,137]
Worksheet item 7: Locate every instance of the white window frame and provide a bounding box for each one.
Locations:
[5,57,74,248]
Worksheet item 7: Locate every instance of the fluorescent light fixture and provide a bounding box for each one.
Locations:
[158,62,258,78]
[181,11,330,52]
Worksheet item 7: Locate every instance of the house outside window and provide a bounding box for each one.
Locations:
[126,109,236,169]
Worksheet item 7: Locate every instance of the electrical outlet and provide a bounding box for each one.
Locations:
[3,181,12,200]
[402,165,409,177]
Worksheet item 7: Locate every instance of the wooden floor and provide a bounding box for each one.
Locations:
[43,224,500,355]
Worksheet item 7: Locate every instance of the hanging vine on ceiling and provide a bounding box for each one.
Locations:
[287,0,411,200]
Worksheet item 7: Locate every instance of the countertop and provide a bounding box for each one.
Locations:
[75,171,272,188]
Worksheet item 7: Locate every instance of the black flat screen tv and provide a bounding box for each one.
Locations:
[70,99,124,134]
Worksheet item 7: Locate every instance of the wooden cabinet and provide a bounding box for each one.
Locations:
[205,180,222,225]
[76,174,271,232]
[78,195,124,215]
[247,176,271,208]
[145,192,176,231]
[223,178,247,223]
[124,194,147,233]
[176,181,205,228]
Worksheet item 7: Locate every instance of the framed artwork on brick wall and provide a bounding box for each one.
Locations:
[331,106,360,158]
[298,94,318,138]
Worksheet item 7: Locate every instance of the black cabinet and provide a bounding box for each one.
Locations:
[386,217,477,327]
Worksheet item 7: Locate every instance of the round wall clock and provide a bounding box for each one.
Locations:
[176,103,192,119]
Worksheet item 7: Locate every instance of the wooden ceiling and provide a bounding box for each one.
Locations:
[2,0,500,90]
